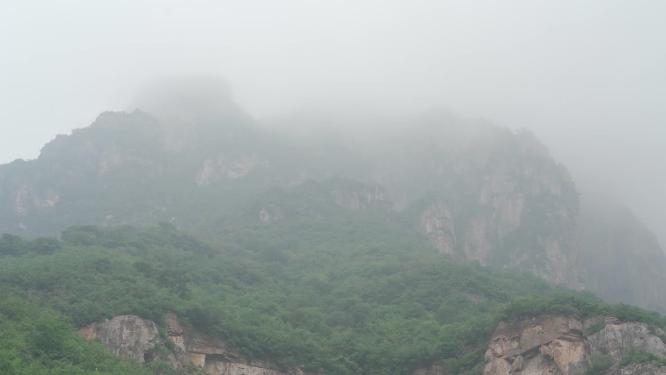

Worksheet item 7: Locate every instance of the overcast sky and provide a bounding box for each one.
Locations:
[1,0,665,242]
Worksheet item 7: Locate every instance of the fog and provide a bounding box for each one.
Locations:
[1,0,665,242]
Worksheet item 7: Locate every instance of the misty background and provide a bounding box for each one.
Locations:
[1,0,664,244]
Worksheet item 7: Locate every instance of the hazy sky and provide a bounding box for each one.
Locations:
[1,0,665,241]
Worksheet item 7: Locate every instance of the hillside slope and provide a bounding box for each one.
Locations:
[0,224,551,374]
[0,95,663,312]
[3,225,666,375]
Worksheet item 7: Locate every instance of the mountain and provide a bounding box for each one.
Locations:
[0,91,663,312]
[1,86,666,374]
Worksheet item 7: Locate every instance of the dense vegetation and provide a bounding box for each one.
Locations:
[3,217,664,375]
[0,220,546,374]
[1,109,665,374]
[502,292,666,330]
[0,297,150,375]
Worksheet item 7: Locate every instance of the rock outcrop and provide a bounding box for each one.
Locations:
[79,315,161,363]
[195,155,265,186]
[484,315,666,375]
[81,314,304,375]
[587,320,666,362]
[162,313,306,375]
[83,314,450,375]
[404,127,583,290]
[420,199,456,255]
[330,183,388,211]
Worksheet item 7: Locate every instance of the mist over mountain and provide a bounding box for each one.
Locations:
[2,2,665,373]
[1,79,665,375]
[0,81,663,312]
[4,1,666,249]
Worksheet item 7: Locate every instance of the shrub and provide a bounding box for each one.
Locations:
[584,354,613,375]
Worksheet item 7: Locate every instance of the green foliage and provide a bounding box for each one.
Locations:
[584,354,613,375]
[501,291,610,320]
[0,297,151,375]
[502,292,666,331]
[0,222,550,374]
[2,221,665,374]
[0,234,61,256]
[584,320,606,336]
[0,102,661,375]
[0,234,24,255]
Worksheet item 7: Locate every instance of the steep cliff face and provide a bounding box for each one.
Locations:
[408,128,581,288]
[81,314,305,375]
[484,315,666,375]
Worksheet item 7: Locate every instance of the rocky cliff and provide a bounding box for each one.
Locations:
[410,130,580,288]
[81,314,306,375]
[484,315,666,375]
[80,315,162,363]
[82,313,666,375]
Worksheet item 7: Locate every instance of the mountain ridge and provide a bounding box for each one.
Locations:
[0,102,663,314]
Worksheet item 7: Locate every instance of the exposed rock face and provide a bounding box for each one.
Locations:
[420,200,456,255]
[484,316,588,375]
[79,315,161,363]
[484,315,666,375]
[417,166,581,289]
[248,178,392,226]
[588,320,666,361]
[409,127,583,290]
[82,313,303,375]
[331,183,388,211]
[196,156,264,186]
[204,362,302,375]
[13,185,60,217]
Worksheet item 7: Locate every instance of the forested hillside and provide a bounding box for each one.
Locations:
[0,101,663,313]
[5,223,663,375]
[1,92,665,374]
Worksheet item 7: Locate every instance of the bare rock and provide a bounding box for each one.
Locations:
[196,156,263,186]
[79,315,161,362]
[484,315,587,375]
[588,322,666,361]
[419,199,456,255]
[484,315,666,375]
[84,313,305,375]
[331,183,389,211]
[205,360,297,375]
